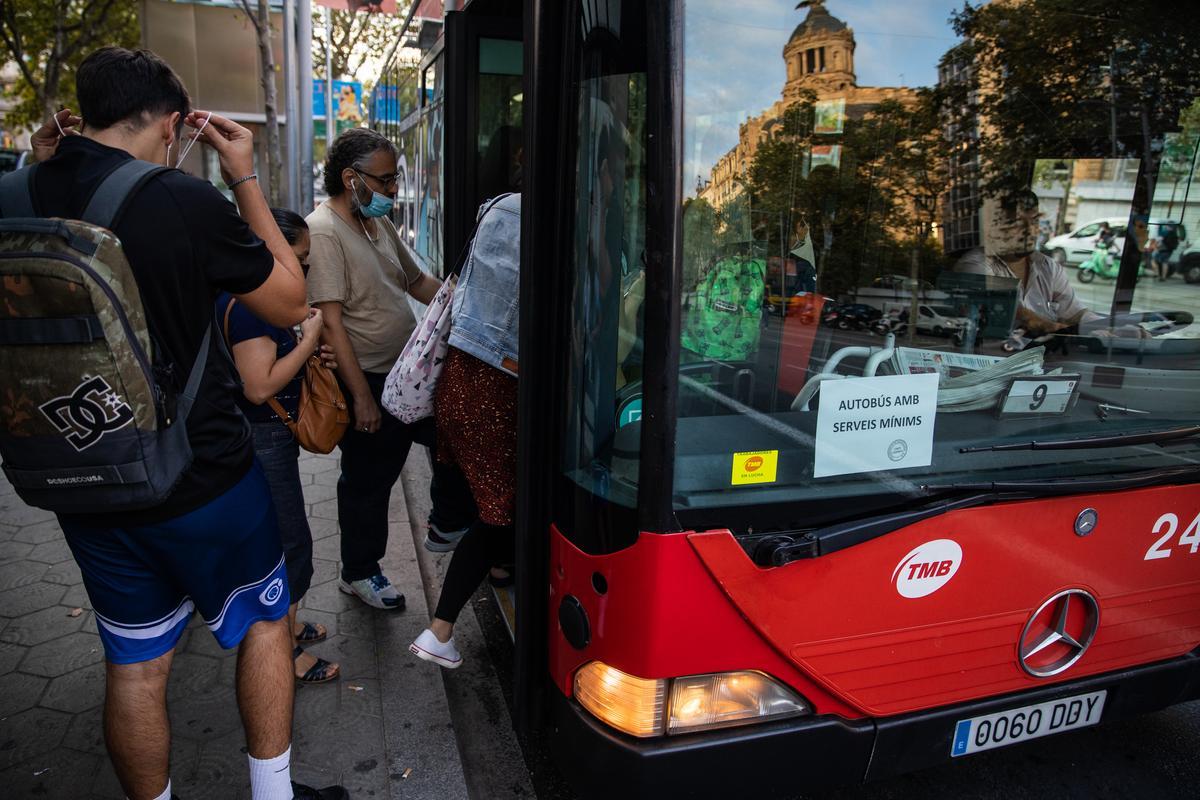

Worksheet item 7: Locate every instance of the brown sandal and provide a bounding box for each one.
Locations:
[293,646,339,684]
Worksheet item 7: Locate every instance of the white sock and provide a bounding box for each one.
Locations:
[248,745,293,800]
[138,781,171,800]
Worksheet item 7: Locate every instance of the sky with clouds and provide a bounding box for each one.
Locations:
[684,0,964,194]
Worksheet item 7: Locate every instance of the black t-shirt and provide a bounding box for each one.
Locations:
[34,137,273,526]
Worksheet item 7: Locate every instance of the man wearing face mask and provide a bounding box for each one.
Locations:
[305,129,461,610]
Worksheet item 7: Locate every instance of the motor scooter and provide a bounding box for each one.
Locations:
[870,311,908,337]
[1077,243,1149,283]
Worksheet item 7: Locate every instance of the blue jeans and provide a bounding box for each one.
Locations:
[251,421,314,603]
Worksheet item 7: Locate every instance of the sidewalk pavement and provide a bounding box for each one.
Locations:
[0,449,472,799]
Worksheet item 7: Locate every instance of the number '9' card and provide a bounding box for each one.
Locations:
[997,375,1080,418]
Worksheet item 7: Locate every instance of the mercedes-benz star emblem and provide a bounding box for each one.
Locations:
[1018,589,1100,678]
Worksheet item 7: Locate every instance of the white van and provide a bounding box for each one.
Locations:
[1043,217,1127,266]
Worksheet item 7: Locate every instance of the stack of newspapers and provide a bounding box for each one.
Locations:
[892,346,1047,412]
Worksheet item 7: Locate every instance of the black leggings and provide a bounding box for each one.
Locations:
[434,520,514,624]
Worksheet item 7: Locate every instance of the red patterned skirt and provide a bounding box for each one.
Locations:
[435,347,518,526]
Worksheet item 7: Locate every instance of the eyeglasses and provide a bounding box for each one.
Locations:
[354,168,399,188]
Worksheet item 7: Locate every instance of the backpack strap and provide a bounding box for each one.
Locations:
[0,164,38,219]
[222,295,298,427]
[81,160,169,230]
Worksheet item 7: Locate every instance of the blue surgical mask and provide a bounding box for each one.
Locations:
[352,175,394,218]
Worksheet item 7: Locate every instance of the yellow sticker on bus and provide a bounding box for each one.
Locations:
[731,450,779,486]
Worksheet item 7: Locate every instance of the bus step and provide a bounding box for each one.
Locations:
[490,583,517,641]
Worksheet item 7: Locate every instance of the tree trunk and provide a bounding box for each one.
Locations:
[254,0,283,205]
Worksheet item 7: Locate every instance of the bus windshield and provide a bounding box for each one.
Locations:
[668,0,1200,514]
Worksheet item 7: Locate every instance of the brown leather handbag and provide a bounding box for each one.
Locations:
[223,299,349,454]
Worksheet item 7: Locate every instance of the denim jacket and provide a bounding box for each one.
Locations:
[449,193,521,376]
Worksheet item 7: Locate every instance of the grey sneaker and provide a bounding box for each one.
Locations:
[338,574,405,610]
[424,522,469,553]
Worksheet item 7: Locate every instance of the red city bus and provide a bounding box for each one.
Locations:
[379,1,1200,796]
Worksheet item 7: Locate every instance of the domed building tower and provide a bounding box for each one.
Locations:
[783,0,857,100]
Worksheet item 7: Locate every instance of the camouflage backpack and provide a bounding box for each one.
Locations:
[681,257,766,361]
[0,160,208,513]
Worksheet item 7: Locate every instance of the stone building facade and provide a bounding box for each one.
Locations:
[699,1,914,208]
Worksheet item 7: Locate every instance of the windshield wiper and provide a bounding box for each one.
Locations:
[959,425,1200,454]
[754,464,1200,566]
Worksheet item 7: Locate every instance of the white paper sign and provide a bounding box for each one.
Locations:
[814,373,940,478]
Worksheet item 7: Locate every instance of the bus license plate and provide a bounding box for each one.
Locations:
[950,690,1106,757]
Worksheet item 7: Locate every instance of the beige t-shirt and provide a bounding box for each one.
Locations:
[305,202,423,373]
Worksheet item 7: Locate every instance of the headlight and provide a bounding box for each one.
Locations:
[574,662,809,737]
[668,671,809,734]
[574,662,666,737]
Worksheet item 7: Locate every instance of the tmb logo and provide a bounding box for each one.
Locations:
[744,455,764,472]
[40,376,134,452]
[892,539,963,599]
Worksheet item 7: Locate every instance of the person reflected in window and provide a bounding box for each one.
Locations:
[955,191,1098,344]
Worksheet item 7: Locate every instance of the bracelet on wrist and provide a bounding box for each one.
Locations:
[228,173,258,189]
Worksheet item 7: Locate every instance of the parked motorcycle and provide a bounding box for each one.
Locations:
[870,311,908,337]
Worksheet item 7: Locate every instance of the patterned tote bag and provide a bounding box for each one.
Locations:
[382,275,456,424]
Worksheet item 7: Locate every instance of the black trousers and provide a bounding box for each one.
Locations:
[434,520,514,624]
[337,372,475,582]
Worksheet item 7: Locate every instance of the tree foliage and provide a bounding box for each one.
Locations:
[0,0,139,131]
[942,0,1200,200]
[312,4,407,85]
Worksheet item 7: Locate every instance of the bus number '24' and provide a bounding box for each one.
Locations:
[1144,512,1200,560]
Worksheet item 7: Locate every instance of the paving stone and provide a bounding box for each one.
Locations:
[0,670,47,718]
[0,559,48,592]
[19,631,104,677]
[335,605,376,640]
[60,582,92,609]
[61,705,106,755]
[0,498,55,528]
[310,516,340,541]
[0,640,25,673]
[0,524,14,543]
[303,579,357,614]
[310,557,339,587]
[310,498,339,522]
[338,676,382,720]
[302,481,338,505]
[299,456,340,475]
[42,559,83,586]
[306,634,378,681]
[185,729,252,800]
[292,676,341,729]
[173,684,244,742]
[311,533,342,561]
[0,747,103,798]
[312,468,341,487]
[0,540,33,563]
[339,752,390,799]
[11,520,63,545]
[167,652,222,700]
[80,608,99,634]
[41,661,106,713]
[0,707,71,770]
[27,539,74,565]
[291,709,385,773]
[1,604,85,646]
[0,579,68,618]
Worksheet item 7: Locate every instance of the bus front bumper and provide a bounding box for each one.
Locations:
[549,652,1200,799]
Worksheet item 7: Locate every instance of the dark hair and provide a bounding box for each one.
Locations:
[323,128,396,197]
[76,47,190,133]
[270,208,309,246]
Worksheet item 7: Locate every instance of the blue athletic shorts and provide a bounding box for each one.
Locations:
[60,462,291,664]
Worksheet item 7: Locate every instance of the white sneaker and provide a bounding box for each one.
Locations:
[338,574,405,610]
[409,628,462,669]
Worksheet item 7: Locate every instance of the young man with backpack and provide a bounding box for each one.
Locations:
[0,48,345,800]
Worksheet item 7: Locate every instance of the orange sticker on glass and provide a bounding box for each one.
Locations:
[731,450,778,486]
